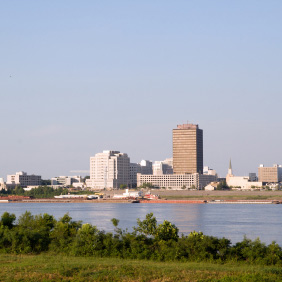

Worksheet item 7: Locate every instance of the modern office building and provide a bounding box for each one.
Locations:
[137,173,216,190]
[130,163,140,188]
[87,150,130,189]
[6,171,41,188]
[137,123,214,189]
[173,123,203,174]
[129,160,154,187]
[258,164,282,183]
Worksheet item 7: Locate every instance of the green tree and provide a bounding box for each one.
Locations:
[155,220,179,241]
[50,214,82,253]
[13,186,24,195]
[0,212,16,229]
[217,180,229,190]
[134,213,157,237]
[140,182,153,188]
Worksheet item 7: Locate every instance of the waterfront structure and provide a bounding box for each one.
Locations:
[87,150,130,190]
[258,164,282,183]
[137,173,216,190]
[6,171,41,188]
[173,123,203,174]
[226,160,262,189]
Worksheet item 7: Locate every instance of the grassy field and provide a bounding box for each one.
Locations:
[1,254,282,281]
[106,190,282,201]
[163,194,276,200]
[154,190,282,201]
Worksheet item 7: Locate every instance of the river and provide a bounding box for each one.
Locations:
[0,202,281,245]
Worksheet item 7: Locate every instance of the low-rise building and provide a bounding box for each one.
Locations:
[6,171,41,188]
[226,160,262,189]
[51,175,83,187]
[258,164,282,183]
[137,173,216,190]
[130,160,156,187]
[204,182,218,191]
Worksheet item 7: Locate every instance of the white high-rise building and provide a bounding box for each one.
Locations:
[87,150,130,190]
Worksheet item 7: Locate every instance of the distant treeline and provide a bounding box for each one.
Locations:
[0,212,281,265]
[0,186,68,198]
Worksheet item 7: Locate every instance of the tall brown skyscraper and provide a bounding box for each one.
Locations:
[173,123,203,174]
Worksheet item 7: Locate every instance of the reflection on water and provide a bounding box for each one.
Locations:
[0,203,281,245]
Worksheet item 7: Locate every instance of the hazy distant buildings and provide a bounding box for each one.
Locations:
[226,160,262,189]
[51,176,83,187]
[153,158,173,175]
[203,166,217,176]
[87,150,130,190]
[6,171,41,188]
[173,123,203,174]
[0,178,5,190]
[258,164,282,183]
[139,160,153,174]
[152,161,164,176]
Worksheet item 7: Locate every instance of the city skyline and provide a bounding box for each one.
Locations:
[1,121,279,181]
[1,1,281,179]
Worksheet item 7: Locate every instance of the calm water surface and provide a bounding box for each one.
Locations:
[0,203,281,245]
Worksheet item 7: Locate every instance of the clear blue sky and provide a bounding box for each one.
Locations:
[1,1,281,179]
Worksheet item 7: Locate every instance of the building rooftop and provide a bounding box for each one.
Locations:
[176,123,199,130]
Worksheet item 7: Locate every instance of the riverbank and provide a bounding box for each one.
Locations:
[146,189,282,200]
[3,198,281,204]
[1,254,281,281]
[2,190,282,203]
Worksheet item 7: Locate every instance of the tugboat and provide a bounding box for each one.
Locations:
[144,191,159,200]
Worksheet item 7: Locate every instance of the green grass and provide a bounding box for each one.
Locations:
[163,195,280,200]
[1,254,282,281]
